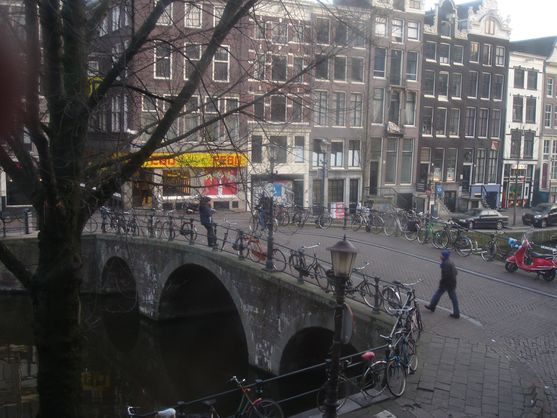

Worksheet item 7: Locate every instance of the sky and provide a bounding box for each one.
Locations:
[423,0,557,41]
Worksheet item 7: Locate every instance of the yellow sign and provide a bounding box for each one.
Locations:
[143,153,248,168]
[87,76,103,97]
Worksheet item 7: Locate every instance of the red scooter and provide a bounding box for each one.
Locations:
[505,237,557,281]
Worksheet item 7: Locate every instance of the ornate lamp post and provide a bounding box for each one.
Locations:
[323,237,358,418]
[264,144,277,271]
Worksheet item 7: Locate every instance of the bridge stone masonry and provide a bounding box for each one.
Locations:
[0,234,394,375]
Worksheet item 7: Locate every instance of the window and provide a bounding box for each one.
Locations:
[465,107,476,137]
[223,98,239,141]
[475,149,486,183]
[334,56,346,81]
[348,140,360,167]
[548,78,554,97]
[315,55,329,80]
[112,6,121,30]
[432,148,444,182]
[184,43,201,80]
[154,42,171,79]
[478,108,489,138]
[111,96,121,132]
[468,71,478,98]
[351,57,364,82]
[470,42,479,62]
[495,46,505,66]
[493,74,504,100]
[388,90,401,125]
[424,41,436,60]
[350,93,363,127]
[482,44,492,65]
[452,45,464,64]
[449,108,460,136]
[490,109,501,138]
[435,107,447,136]
[253,95,264,120]
[526,97,536,123]
[514,68,525,88]
[185,2,202,27]
[510,130,521,158]
[372,88,384,124]
[481,73,491,99]
[545,104,553,128]
[313,139,325,167]
[527,71,538,90]
[424,70,435,96]
[406,51,418,81]
[314,91,327,125]
[439,44,450,64]
[183,96,200,141]
[291,24,305,43]
[270,136,287,163]
[351,27,366,48]
[254,21,266,39]
[294,136,305,163]
[213,6,224,26]
[315,18,330,44]
[328,179,344,203]
[271,55,287,81]
[446,148,457,182]
[401,139,413,184]
[334,92,346,126]
[293,57,304,83]
[270,95,286,122]
[252,136,262,163]
[292,97,303,122]
[544,140,550,159]
[450,73,462,98]
[375,16,386,37]
[487,150,498,183]
[485,17,496,35]
[253,52,265,80]
[390,50,402,85]
[408,21,419,40]
[330,142,344,167]
[437,72,449,97]
[272,21,288,44]
[513,96,523,122]
[392,19,403,42]
[203,97,219,141]
[373,48,386,77]
[405,92,416,126]
[334,22,347,45]
[213,46,229,81]
[385,139,398,184]
[422,106,433,135]
[524,131,534,158]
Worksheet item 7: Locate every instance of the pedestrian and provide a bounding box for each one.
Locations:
[199,196,216,247]
[257,193,270,231]
[425,249,460,319]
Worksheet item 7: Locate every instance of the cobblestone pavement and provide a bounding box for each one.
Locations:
[218,211,556,417]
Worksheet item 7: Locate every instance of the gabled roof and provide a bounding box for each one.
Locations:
[511,37,557,58]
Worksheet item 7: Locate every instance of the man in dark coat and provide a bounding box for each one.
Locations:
[425,249,460,318]
[199,196,216,247]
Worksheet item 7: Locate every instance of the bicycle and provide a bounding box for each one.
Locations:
[159,211,177,241]
[382,208,407,237]
[350,207,372,232]
[243,228,287,272]
[433,220,473,256]
[218,218,237,251]
[275,204,290,226]
[316,351,387,412]
[179,216,198,243]
[250,207,278,233]
[416,214,437,244]
[315,208,333,229]
[290,206,310,228]
[474,231,504,261]
[288,244,329,290]
[347,263,383,309]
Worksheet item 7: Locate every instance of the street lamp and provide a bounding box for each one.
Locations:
[264,144,277,271]
[323,237,358,418]
[317,139,329,217]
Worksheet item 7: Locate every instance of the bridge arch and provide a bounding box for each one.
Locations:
[101,256,135,295]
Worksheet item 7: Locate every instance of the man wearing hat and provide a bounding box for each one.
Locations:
[425,249,460,319]
[199,196,216,247]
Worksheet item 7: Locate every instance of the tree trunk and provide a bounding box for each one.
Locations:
[33,227,83,418]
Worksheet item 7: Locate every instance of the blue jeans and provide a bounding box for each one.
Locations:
[429,287,460,316]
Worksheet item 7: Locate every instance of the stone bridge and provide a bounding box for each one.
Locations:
[1,235,393,375]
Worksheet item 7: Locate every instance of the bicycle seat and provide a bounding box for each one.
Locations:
[361,351,375,361]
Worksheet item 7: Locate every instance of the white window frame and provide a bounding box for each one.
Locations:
[495,46,505,66]
[156,2,172,26]
[111,96,122,132]
[154,41,172,80]
[184,43,201,80]
[111,6,121,31]
[407,21,419,40]
[548,78,554,97]
[213,6,224,27]
[545,104,553,128]
[330,141,344,167]
[185,2,202,28]
[374,16,386,37]
[213,45,230,82]
[333,56,347,82]
[391,18,403,43]
[439,43,450,65]
[333,92,346,127]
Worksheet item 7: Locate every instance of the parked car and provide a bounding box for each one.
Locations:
[452,209,508,230]
[522,203,557,228]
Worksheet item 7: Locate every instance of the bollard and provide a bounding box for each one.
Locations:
[188,218,195,245]
[24,209,32,234]
[373,276,381,314]
[238,230,245,260]
[212,223,219,251]
[297,269,305,284]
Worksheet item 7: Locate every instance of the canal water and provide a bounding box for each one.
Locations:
[0,293,320,418]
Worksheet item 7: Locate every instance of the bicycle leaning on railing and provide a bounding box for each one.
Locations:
[288,244,329,289]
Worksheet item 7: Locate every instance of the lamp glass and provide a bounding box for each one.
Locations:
[327,238,358,277]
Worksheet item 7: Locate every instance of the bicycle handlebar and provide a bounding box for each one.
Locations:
[301,243,320,250]
[352,261,370,271]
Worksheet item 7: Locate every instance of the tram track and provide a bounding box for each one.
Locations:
[295,230,557,300]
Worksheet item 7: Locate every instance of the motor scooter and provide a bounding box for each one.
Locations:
[505,236,557,281]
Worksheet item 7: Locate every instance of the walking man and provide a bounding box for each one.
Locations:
[199,196,216,247]
[425,249,460,319]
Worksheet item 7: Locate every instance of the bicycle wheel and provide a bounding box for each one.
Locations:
[416,226,426,243]
[403,224,418,241]
[361,360,387,397]
[386,361,407,397]
[402,338,418,374]
[277,211,290,227]
[180,222,198,242]
[246,242,260,263]
[248,399,284,418]
[83,218,98,233]
[317,214,332,229]
[432,231,449,249]
[381,287,401,316]
[316,378,348,412]
[272,249,287,272]
[481,241,498,262]
[383,215,396,236]
[371,214,383,234]
[351,215,363,231]
[361,282,382,310]
[454,236,473,257]
[411,305,423,340]
[312,263,330,292]
[288,253,302,276]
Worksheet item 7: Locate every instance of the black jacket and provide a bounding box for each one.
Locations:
[440,258,457,290]
[199,203,213,225]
